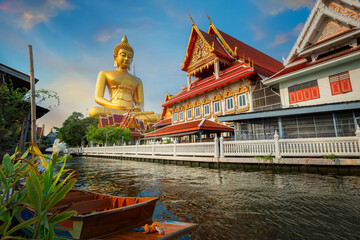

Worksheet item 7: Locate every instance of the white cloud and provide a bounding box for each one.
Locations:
[0,0,74,30]
[272,23,304,46]
[253,0,315,15]
[250,25,266,41]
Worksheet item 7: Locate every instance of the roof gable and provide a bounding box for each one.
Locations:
[181,24,215,71]
[285,0,360,65]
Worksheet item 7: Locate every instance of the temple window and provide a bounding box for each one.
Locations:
[226,97,234,111]
[179,111,184,122]
[187,108,192,120]
[173,112,178,123]
[204,104,210,116]
[214,101,221,114]
[288,80,320,104]
[329,71,352,95]
[195,106,201,118]
[238,93,247,108]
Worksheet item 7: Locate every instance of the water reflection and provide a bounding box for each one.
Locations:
[65,157,360,240]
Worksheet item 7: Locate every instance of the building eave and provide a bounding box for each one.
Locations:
[264,49,360,85]
[218,101,360,122]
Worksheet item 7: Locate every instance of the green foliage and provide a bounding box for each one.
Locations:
[86,125,131,146]
[254,153,274,163]
[39,136,51,148]
[0,82,60,156]
[144,127,155,134]
[56,112,98,147]
[0,82,29,155]
[0,144,78,239]
[323,153,337,159]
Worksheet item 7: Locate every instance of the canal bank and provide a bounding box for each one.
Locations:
[80,154,360,175]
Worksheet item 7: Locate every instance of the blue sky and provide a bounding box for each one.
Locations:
[0,0,315,133]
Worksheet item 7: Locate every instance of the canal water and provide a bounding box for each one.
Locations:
[66,156,360,240]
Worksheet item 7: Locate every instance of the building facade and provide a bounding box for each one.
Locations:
[218,0,360,140]
[145,19,283,142]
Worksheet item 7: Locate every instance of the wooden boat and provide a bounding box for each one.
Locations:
[17,189,159,239]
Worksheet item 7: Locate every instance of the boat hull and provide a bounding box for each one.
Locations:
[17,189,159,239]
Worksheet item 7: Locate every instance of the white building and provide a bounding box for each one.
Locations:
[218,0,360,140]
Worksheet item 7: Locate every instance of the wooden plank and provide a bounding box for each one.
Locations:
[100,220,199,240]
[55,194,95,206]
[51,198,111,215]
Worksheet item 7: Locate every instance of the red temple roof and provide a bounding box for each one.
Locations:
[266,46,360,83]
[163,62,254,107]
[215,29,283,75]
[153,118,172,129]
[144,119,233,138]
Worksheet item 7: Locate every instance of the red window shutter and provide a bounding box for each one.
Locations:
[303,88,311,101]
[340,78,352,93]
[330,81,342,95]
[289,92,297,104]
[311,86,320,99]
[296,90,304,102]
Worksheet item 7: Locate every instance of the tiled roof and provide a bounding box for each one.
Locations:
[144,119,233,138]
[154,118,172,128]
[217,29,283,75]
[113,114,124,123]
[163,62,254,107]
[130,130,143,138]
[199,29,232,60]
[99,117,108,127]
[266,46,360,82]
[108,115,114,125]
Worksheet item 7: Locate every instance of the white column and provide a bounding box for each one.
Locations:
[220,136,224,158]
[173,140,177,157]
[356,125,360,153]
[274,130,280,159]
[248,85,254,112]
[214,135,219,158]
[215,58,220,79]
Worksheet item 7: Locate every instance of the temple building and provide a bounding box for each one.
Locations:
[218,0,360,140]
[144,18,283,142]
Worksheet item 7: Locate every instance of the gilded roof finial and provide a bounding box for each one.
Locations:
[188,9,195,26]
[206,11,212,25]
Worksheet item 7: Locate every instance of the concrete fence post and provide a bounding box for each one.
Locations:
[136,141,138,156]
[274,130,280,159]
[173,140,177,157]
[152,142,155,156]
[123,143,126,156]
[355,125,360,153]
[113,143,116,155]
[220,136,224,158]
[214,135,219,158]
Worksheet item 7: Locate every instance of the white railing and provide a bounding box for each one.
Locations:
[78,127,360,159]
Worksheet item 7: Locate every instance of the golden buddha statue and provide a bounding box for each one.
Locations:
[89,35,159,123]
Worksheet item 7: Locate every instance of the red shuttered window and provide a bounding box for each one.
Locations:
[329,71,352,95]
[288,80,320,104]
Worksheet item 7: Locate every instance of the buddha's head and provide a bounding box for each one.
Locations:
[113,35,134,69]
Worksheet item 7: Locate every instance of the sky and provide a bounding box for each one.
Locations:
[0,0,316,134]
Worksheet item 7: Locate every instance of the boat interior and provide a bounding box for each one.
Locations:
[49,189,155,215]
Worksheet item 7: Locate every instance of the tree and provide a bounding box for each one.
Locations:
[56,112,98,147]
[86,125,131,146]
[0,81,59,156]
[0,83,30,156]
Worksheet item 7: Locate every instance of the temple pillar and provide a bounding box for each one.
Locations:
[248,85,254,112]
[187,74,191,91]
[215,58,220,79]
